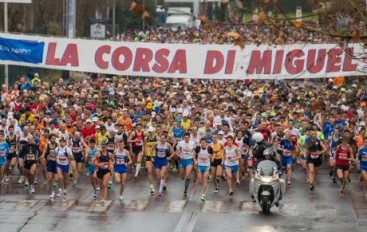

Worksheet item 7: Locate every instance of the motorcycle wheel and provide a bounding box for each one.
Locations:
[261,195,270,215]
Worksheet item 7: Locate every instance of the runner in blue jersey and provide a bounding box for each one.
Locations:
[357,138,367,198]
[279,130,296,185]
[114,139,132,201]
[154,133,174,197]
[0,130,10,184]
[85,139,99,199]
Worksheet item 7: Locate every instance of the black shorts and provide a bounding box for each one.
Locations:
[336,165,350,171]
[18,153,24,160]
[7,152,17,161]
[307,157,322,167]
[211,159,222,167]
[73,153,84,163]
[24,161,37,170]
[146,156,153,162]
[132,146,143,155]
[97,169,111,179]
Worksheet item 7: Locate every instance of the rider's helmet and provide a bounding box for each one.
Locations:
[252,132,264,143]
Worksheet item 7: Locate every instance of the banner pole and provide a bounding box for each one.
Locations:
[4,2,8,87]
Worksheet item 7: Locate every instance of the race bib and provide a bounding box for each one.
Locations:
[339,152,348,160]
[116,158,125,165]
[58,156,68,164]
[199,156,208,163]
[310,152,319,159]
[100,162,109,169]
[284,150,292,156]
[136,139,143,146]
[362,156,367,161]
[26,153,35,160]
[48,154,56,161]
[157,151,166,158]
[107,144,114,150]
[0,150,4,156]
[72,147,81,153]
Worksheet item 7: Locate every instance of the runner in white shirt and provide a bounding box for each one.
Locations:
[176,132,196,197]
[55,137,73,200]
[194,138,214,201]
[222,135,241,196]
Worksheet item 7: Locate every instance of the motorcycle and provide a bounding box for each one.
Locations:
[250,148,286,214]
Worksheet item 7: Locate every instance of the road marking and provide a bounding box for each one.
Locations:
[202,201,223,213]
[14,200,39,210]
[280,203,299,216]
[164,200,187,212]
[239,202,260,214]
[174,211,199,232]
[88,200,112,212]
[49,200,76,211]
[126,200,149,211]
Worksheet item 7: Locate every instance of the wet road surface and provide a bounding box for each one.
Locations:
[0,166,366,232]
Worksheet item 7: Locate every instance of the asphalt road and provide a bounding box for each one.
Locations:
[0,165,366,232]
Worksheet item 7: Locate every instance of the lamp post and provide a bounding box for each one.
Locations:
[112,0,115,38]
[0,0,32,87]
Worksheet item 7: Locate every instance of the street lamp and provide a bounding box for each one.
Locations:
[0,0,32,87]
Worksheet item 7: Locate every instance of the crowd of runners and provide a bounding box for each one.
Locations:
[1,24,367,205]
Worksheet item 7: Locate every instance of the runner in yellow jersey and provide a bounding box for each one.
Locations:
[210,134,224,193]
[144,126,157,195]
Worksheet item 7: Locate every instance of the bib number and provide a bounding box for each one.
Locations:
[27,153,35,160]
[310,152,319,159]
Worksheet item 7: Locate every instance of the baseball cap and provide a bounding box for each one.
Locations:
[148,126,155,132]
[151,112,156,117]
[218,131,224,135]
[183,111,189,117]
[92,117,99,122]
[86,119,92,123]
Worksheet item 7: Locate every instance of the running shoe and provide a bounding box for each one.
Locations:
[229,189,233,196]
[236,180,240,186]
[119,195,124,201]
[34,177,38,185]
[30,185,35,194]
[108,181,113,189]
[50,191,55,199]
[345,178,352,190]
[24,179,29,187]
[150,187,155,195]
[93,191,97,199]
[214,186,219,193]
[18,176,24,184]
[287,180,291,185]
[200,194,206,201]
[163,183,167,191]
[52,181,57,189]
[56,189,62,197]
[183,191,187,197]
[73,181,78,188]
[96,186,100,192]
[4,175,9,182]
[310,183,315,191]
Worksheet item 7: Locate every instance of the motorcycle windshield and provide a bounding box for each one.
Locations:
[257,160,277,176]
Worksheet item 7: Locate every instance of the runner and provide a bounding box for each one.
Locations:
[144,126,157,195]
[195,137,214,201]
[70,132,86,187]
[19,135,40,194]
[210,134,224,193]
[55,137,74,199]
[84,139,99,199]
[41,134,58,200]
[222,136,241,195]
[176,132,196,197]
[335,134,354,198]
[18,126,30,185]
[92,142,113,205]
[154,133,174,197]
[114,139,132,200]
[0,130,9,184]
[328,127,342,183]
[279,130,296,185]
[305,128,327,191]
[357,137,367,198]
[4,125,18,183]
[128,123,144,179]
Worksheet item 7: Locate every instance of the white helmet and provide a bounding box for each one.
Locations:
[252,132,264,143]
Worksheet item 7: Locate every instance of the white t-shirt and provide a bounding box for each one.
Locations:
[177,140,196,160]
